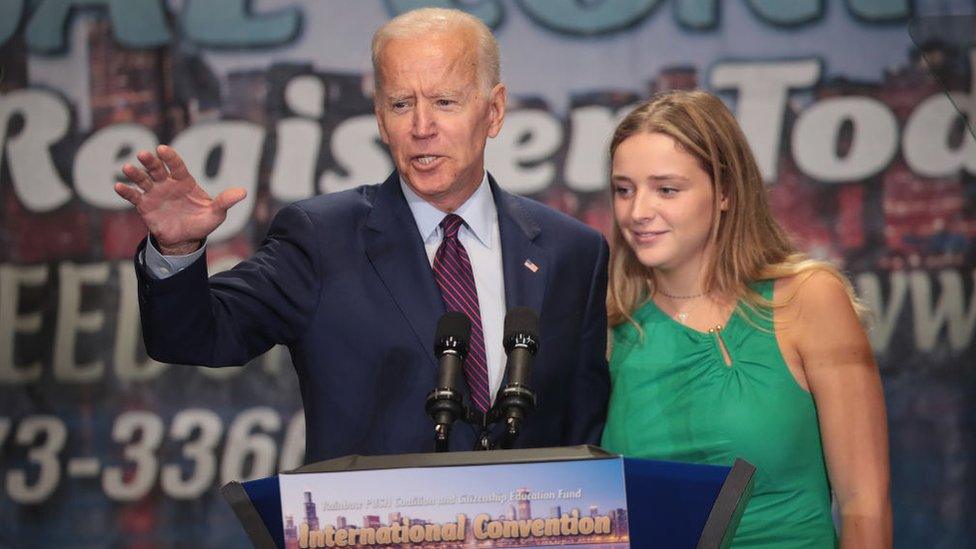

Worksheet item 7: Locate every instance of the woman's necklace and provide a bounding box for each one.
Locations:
[656,289,707,324]
[673,302,700,324]
[657,288,706,300]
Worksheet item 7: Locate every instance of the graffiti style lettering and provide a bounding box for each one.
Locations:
[5,416,67,504]
[54,262,110,383]
[319,114,393,194]
[486,109,561,195]
[219,407,280,484]
[271,76,325,202]
[0,90,72,212]
[711,59,821,180]
[910,270,976,353]
[0,0,24,46]
[0,265,47,385]
[857,269,976,355]
[160,409,222,500]
[3,66,973,228]
[8,0,302,53]
[101,411,165,501]
[847,0,911,21]
[5,0,916,55]
[856,271,909,353]
[385,0,504,28]
[1,408,306,504]
[564,105,633,193]
[902,51,976,178]
[676,0,718,29]
[792,96,899,182]
[271,120,321,201]
[182,0,301,48]
[745,0,822,26]
[25,0,170,52]
[518,0,660,35]
[279,411,305,471]
[903,92,976,178]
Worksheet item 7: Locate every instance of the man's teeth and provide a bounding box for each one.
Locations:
[417,156,437,165]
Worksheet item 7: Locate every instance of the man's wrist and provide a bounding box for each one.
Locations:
[157,240,203,256]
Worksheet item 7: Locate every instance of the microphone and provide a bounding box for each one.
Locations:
[494,307,539,447]
[425,311,471,452]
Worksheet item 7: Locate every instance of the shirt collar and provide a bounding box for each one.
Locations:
[400,172,496,248]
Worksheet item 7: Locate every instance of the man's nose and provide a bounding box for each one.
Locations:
[411,103,436,138]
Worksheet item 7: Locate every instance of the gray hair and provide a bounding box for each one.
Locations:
[371,7,500,93]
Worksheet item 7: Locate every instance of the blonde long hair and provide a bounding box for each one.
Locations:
[607,90,865,329]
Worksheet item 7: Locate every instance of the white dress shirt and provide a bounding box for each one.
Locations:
[400,173,506,403]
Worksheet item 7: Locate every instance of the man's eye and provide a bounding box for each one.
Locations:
[436,99,455,107]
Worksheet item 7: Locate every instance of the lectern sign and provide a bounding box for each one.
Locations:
[278,457,630,548]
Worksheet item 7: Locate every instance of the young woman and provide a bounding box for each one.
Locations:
[601,90,891,548]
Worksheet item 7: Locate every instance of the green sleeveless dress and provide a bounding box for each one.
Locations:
[601,281,837,548]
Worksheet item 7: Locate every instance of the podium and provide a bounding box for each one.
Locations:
[221,446,754,549]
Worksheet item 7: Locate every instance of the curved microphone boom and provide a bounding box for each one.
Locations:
[425,311,471,452]
[495,307,539,448]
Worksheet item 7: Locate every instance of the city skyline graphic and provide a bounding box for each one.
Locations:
[279,459,629,548]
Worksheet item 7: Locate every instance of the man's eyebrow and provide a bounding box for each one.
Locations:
[385,92,413,100]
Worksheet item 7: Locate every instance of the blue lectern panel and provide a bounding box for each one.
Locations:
[223,447,751,549]
[623,458,729,548]
[242,475,285,547]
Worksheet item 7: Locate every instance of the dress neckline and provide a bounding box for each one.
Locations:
[639,297,740,337]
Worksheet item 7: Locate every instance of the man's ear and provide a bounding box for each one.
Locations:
[486,83,506,138]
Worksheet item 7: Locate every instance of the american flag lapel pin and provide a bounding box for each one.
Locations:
[523,259,539,273]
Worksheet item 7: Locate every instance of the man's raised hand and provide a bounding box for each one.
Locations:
[114,145,247,255]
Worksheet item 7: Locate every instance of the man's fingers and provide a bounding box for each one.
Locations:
[214,187,247,212]
[137,150,169,183]
[157,145,191,181]
[114,182,142,206]
[122,163,154,193]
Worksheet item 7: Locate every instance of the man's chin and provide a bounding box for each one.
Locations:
[404,173,454,199]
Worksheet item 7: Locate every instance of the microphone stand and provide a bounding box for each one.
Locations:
[425,312,471,453]
[428,308,539,452]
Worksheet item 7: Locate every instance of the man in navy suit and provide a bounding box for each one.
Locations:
[115,8,609,463]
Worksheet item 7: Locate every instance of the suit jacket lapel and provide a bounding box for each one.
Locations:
[364,172,444,370]
[483,176,549,443]
[491,176,549,320]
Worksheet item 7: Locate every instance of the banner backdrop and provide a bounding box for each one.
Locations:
[0,1,973,547]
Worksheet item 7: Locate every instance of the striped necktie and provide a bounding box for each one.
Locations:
[432,214,490,412]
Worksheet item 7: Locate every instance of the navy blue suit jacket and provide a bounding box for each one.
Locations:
[136,172,609,463]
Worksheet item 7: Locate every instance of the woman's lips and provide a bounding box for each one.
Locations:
[630,229,668,244]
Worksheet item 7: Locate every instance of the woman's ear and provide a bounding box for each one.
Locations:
[718,182,729,211]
